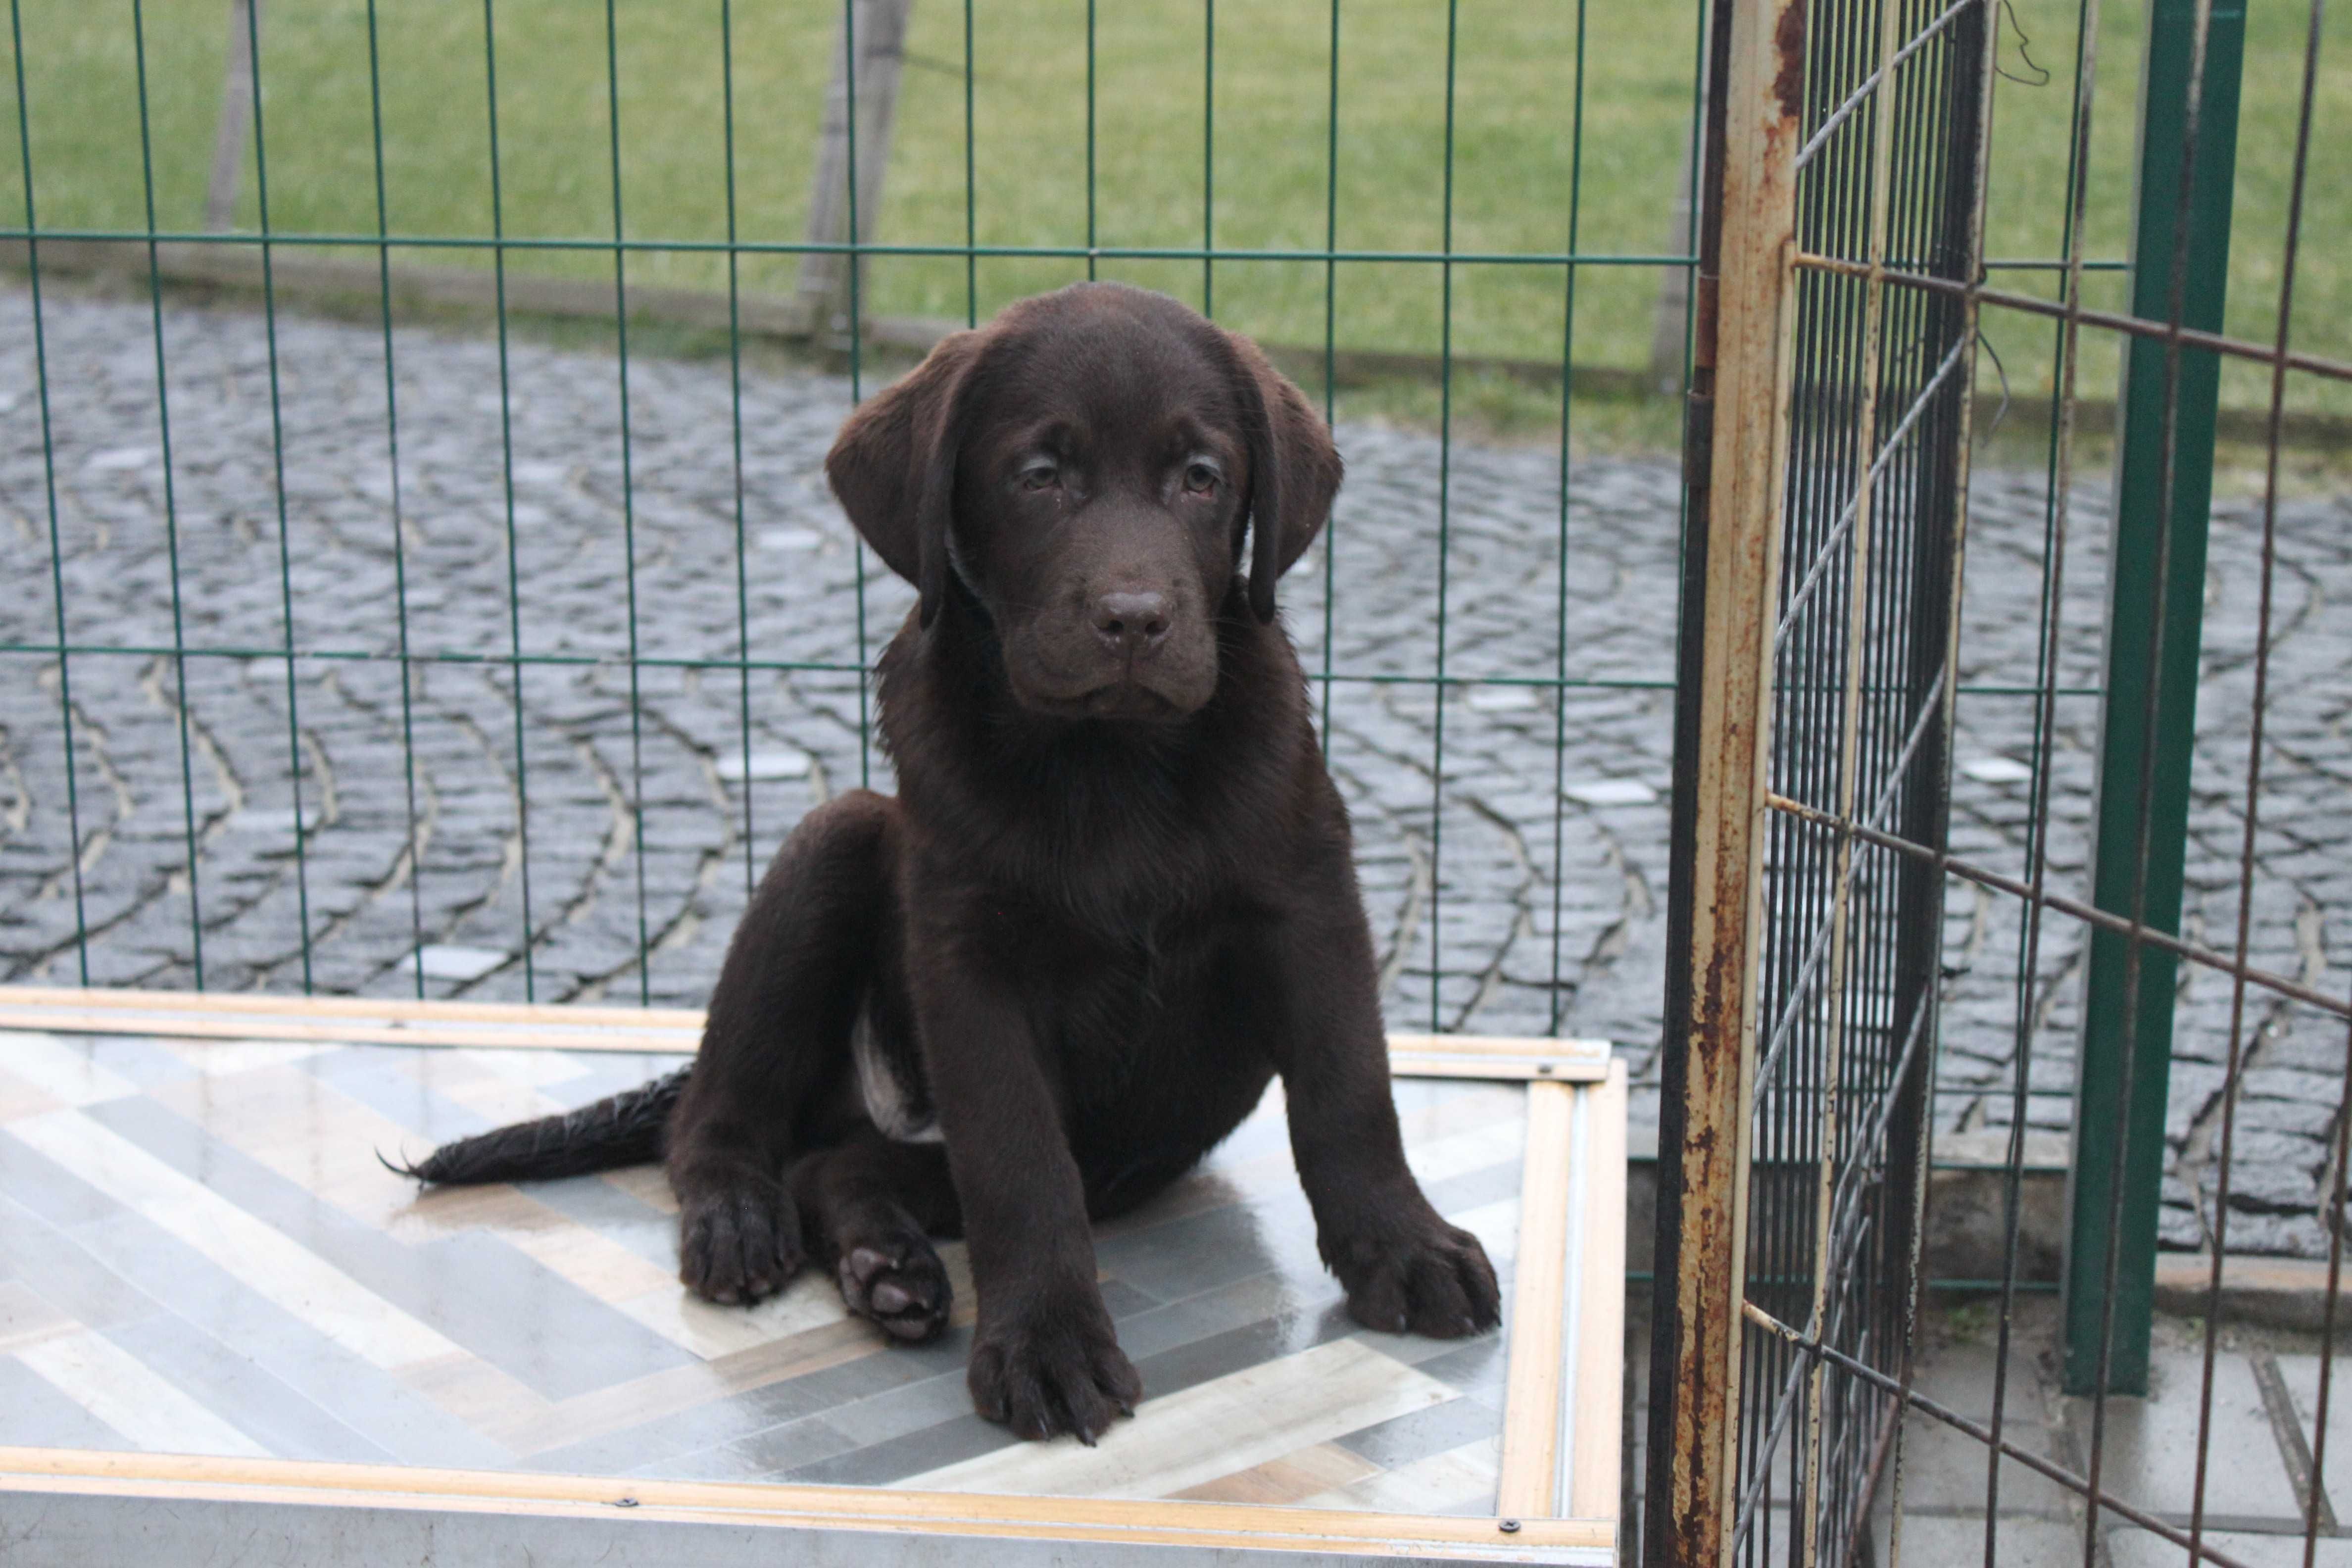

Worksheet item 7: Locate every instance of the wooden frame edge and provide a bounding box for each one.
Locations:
[1570,1060,1629,1520]
[0,1447,1614,1561]
[1494,1063,1629,1528]
[1496,1079,1577,1515]
[0,985,1612,1081]
[0,993,1630,1557]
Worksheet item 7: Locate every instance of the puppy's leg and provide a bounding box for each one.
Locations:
[1266,877,1501,1340]
[667,790,897,1306]
[789,1125,959,1344]
[908,913,1141,1444]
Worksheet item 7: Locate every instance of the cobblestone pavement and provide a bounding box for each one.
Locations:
[2,284,2346,1253]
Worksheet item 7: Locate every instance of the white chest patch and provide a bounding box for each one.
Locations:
[852,1011,944,1144]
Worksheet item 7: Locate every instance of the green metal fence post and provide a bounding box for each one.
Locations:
[2062,0,2246,1398]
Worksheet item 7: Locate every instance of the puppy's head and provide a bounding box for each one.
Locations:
[826,282,1342,721]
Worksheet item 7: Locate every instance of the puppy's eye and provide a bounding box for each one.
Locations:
[1183,461,1220,495]
[1020,461,1059,492]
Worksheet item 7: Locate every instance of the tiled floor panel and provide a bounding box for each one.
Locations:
[0,1029,1524,1514]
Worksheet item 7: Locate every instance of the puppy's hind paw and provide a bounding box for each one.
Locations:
[678,1179,805,1306]
[837,1239,952,1343]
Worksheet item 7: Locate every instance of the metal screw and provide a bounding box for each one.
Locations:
[1498,1519,1521,1534]
[612,1497,639,1509]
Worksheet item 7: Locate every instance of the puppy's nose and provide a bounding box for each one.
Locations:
[1093,590,1171,656]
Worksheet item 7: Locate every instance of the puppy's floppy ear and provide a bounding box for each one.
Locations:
[1223,330,1344,624]
[825,330,985,628]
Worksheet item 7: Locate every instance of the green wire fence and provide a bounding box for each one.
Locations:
[1,0,1714,1042]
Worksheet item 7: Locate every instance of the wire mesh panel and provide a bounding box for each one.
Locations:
[0,1,1710,1051]
[1733,0,1990,1559]
[1645,0,1992,1561]
[1650,0,2352,1559]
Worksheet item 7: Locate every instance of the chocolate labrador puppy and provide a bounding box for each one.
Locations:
[400,282,1499,1443]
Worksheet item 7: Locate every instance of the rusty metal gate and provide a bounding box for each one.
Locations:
[1643,0,2351,1559]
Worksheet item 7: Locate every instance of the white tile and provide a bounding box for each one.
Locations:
[457,1048,594,1089]
[1299,1435,1500,1515]
[2108,1527,2352,1568]
[1563,779,1656,807]
[226,806,320,835]
[903,1336,1455,1500]
[1960,756,2035,785]
[18,1328,268,1457]
[9,1109,464,1372]
[83,446,154,473]
[153,1039,328,1078]
[2271,1352,2352,1517]
[399,944,508,982]
[2062,1350,2302,1519]
[0,1031,142,1109]
[1881,1514,2080,1568]
[714,746,811,783]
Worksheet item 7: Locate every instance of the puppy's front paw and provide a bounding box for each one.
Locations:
[678,1176,804,1305]
[968,1297,1142,1444]
[1326,1212,1501,1339]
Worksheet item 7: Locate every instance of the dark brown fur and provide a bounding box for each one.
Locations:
[405,283,1498,1444]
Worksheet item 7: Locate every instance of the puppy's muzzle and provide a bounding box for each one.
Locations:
[1091,590,1172,659]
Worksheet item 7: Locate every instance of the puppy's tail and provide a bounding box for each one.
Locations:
[384,1065,693,1185]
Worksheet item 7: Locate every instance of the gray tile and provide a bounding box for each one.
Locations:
[783,1411,1017,1487]
[1161,1319,1341,1405]
[85,1094,699,1403]
[524,1331,965,1474]
[0,1355,142,1451]
[719,1413,866,1476]
[303,1046,497,1144]
[2107,1527,2352,1568]
[2061,1350,2303,1521]
[0,1129,125,1230]
[1420,1158,1529,1219]
[1908,1333,2051,1421]
[104,1315,395,1465]
[0,1193,169,1331]
[73,1034,203,1090]
[818,1363,995,1449]
[2273,1354,2352,1518]
[1096,1268,1341,1372]
[1333,1394,1503,1469]
[66,1208,512,1469]
[1876,1408,2075,1517]
[631,1424,858,1482]
[1877,1513,2083,1568]
[1096,1277,1163,1318]
[1096,1194,1313,1304]
[1413,1333,1510,1400]
[522,1171,681,1272]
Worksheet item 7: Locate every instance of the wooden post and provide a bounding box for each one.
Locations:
[204,0,258,232]
[796,0,914,343]
[1642,0,1806,1560]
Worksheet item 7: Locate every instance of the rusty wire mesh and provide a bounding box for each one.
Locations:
[1647,0,2352,1560]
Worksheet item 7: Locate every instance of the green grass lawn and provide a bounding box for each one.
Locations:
[3,0,2345,419]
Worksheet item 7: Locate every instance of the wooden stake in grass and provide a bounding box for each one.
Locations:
[797,0,912,344]
[204,0,258,233]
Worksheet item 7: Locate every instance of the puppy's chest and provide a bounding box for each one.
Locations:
[1040,930,1254,1096]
